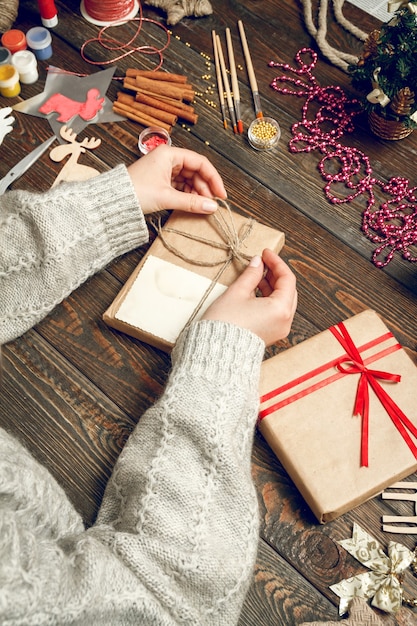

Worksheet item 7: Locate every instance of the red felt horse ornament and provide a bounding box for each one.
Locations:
[39,88,105,123]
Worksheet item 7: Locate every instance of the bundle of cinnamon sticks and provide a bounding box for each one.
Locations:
[113,69,198,134]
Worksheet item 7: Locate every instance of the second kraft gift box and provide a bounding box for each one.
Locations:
[103,204,285,352]
[258,309,417,523]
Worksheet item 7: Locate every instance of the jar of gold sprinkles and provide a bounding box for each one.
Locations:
[248,117,281,150]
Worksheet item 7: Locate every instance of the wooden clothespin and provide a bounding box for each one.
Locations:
[382,481,417,533]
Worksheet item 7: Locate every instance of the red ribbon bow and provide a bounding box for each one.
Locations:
[331,322,417,467]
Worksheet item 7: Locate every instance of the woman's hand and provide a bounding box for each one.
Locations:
[202,249,297,346]
[127,145,227,215]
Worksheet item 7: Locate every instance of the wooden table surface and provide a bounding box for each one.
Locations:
[1,1,417,624]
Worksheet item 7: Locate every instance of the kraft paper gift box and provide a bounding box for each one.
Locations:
[258,309,417,523]
[103,205,285,352]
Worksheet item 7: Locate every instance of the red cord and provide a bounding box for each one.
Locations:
[80,1,170,70]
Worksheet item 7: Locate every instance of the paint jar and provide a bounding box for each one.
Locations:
[26,27,53,61]
[0,64,21,97]
[0,47,12,65]
[12,50,39,85]
[138,126,172,155]
[248,117,281,151]
[1,30,27,54]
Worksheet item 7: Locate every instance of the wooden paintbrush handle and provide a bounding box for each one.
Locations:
[238,20,259,93]
[226,27,239,100]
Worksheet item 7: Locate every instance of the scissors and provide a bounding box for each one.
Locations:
[0,135,56,195]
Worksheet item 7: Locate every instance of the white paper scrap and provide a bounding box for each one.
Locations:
[348,0,392,22]
[115,255,228,344]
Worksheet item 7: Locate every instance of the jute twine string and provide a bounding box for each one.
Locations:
[0,0,19,33]
[301,0,368,72]
[152,199,254,327]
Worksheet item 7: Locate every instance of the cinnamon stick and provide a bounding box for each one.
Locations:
[113,103,172,132]
[119,68,197,130]
[134,76,194,102]
[116,92,178,126]
[124,76,193,102]
[134,92,198,124]
[123,77,178,101]
[125,69,188,84]
[136,90,196,111]
[124,76,147,91]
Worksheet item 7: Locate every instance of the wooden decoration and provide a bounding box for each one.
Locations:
[49,125,101,187]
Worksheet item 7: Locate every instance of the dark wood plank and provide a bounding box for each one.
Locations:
[32,0,417,290]
[238,538,339,626]
[2,1,417,624]
[9,0,417,293]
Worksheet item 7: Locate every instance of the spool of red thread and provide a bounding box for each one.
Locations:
[37,0,58,28]
[80,0,139,26]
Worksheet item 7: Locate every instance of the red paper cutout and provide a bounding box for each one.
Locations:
[39,88,105,122]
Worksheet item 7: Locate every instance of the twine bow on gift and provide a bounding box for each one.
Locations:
[330,523,415,615]
[156,200,254,270]
[330,322,417,467]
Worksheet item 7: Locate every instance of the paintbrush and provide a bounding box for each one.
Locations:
[216,34,238,133]
[237,20,263,119]
[226,27,243,134]
[212,30,228,130]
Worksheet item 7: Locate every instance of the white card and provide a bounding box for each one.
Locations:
[115,255,227,344]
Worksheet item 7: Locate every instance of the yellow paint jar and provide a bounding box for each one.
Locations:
[0,64,21,97]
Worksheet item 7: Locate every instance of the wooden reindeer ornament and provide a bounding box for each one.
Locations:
[50,125,101,187]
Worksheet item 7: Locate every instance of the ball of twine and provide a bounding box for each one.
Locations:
[0,0,19,34]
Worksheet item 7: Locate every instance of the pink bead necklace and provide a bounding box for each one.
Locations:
[269,48,417,268]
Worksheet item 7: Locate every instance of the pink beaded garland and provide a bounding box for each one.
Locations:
[269,48,417,268]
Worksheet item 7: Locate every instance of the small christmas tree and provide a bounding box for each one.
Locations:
[349,1,417,136]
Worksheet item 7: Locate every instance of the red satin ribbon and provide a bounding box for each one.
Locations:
[330,322,417,466]
[259,322,417,467]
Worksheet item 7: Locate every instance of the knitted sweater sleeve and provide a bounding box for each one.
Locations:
[0,164,148,344]
[0,320,265,626]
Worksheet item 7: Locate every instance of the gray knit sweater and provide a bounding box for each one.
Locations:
[0,165,265,625]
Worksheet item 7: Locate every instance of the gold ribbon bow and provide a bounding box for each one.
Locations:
[330,523,414,615]
[388,1,417,13]
[367,68,390,107]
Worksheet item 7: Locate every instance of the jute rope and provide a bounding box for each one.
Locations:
[301,0,368,72]
[0,0,19,33]
[155,203,253,269]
